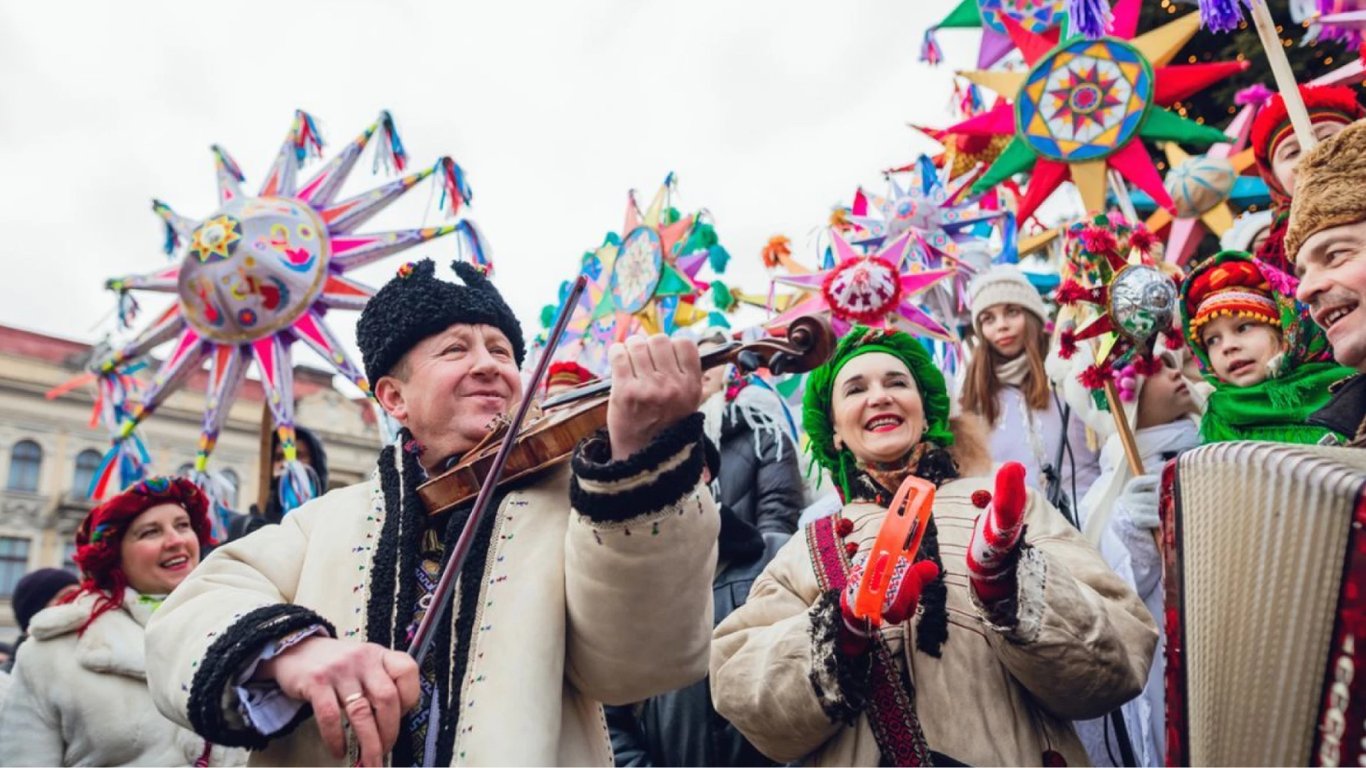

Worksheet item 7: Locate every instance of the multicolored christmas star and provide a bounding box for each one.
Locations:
[767,230,955,340]
[922,0,1066,69]
[951,0,1243,222]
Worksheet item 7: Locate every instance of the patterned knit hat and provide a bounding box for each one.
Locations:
[357,259,525,383]
[1285,119,1366,264]
[71,476,215,633]
[1183,256,1280,348]
[968,265,1048,335]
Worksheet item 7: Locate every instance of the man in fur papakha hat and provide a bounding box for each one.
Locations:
[145,259,720,766]
[1287,119,1366,445]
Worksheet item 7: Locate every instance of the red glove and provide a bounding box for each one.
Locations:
[966,461,1027,605]
[838,558,941,656]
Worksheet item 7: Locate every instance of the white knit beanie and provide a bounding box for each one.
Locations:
[968,265,1049,334]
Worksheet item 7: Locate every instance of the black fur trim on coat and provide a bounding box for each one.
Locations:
[569,413,705,523]
[807,590,872,725]
[186,604,336,750]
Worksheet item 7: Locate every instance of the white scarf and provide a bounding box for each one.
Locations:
[1079,418,1201,545]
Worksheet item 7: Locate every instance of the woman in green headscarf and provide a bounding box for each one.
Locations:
[710,326,1157,766]
[1180,250,1352,444]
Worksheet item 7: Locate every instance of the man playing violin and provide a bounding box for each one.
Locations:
[145,259,720,767]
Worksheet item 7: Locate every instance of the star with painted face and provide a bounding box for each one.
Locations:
[830,352,926,467]
[1198,316,1287,387]
[1297,220,1366,371]
[119,502,202,596]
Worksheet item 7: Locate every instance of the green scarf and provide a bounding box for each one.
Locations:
[1200,360,1352,444]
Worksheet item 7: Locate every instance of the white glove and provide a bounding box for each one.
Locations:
[1116,474,1161,530]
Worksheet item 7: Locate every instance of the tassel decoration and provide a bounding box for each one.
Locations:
[761,235,791,269]
[278,459,319,513]
[437,157,473,217]
[291,110,325,164]
[455,220,492,274]
[1069,0,1114,39]
[920,27,944,65]
[373,110,407,175]
[115,290,140,331]
[212,146,245,182]
[1198,0,1247,33]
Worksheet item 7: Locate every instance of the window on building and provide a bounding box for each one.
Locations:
[6,440,42,493]
[62,542,79,575]
[0,537,31,597]
[72,449,102,498]
[220,469,240,509]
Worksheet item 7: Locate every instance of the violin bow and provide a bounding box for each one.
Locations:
[407,275,587,664]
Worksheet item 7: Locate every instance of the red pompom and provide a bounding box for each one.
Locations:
[1132,354,1163,377]
[1129,226,1158,255]
[1054,279,1089,306]
[1058,329,1078,360]
[1080,226,1118,256]
[1078,363,1114,390]
[971,490,993,509]
[844,541,860,558]
[1164,330,1184,350]
[835,517,854,537]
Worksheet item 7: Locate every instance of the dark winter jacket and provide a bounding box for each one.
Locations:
[224,426,330,542]
[605,507,783,767]
[714,404,803,539]
[1309,373,1366,447]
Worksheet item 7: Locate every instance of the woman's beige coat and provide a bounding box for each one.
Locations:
[0,590,246,766]
[711,478,1158,766]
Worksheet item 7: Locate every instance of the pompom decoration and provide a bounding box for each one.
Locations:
[1070,0,1114,39]
[971,490,993,509]
[1128,226,1159,255]
[1055,279,1091,306]
[1079,364,1115,389]
[1164,330,1184,350]
[397,261,416,279]
[845,541,860,558]
[835,517,855,537]
[1132,354,1164,377]
[821,254,904,325]
[1198,0,1247,33]
[1080,225,1119,256]
[1235,83,1274,108]
[761,235,791,269]
[1058,328,1079,360]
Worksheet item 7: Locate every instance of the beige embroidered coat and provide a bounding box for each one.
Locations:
[146,419,718,766]
[710,477,1157,766]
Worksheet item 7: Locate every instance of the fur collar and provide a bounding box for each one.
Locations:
[27,589,156,679]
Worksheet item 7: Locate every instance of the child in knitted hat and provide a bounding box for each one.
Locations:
[960,264,1101,505]
[1249,84,1365,272]
[1181,251,1350,443]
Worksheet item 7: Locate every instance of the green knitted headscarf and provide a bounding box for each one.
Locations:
[803,326,954,499]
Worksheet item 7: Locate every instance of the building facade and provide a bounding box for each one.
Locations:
[0,324,382,643]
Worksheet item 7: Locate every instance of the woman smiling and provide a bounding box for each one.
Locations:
[0,478,244,767]
[710,327,1156,766]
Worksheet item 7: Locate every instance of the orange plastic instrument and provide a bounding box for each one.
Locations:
[852,475,935,627]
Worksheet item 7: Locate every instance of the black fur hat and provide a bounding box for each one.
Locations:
[357,259,525,383]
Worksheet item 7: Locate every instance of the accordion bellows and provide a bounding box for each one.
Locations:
[1164,441,1366,766]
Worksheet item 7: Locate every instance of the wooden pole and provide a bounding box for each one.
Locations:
[255,401,273,513]
[1249,0,1318,151]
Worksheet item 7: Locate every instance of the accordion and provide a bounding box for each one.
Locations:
[1163,441,1366,766]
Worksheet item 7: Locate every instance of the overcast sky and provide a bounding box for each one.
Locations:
[0,1,1008,390]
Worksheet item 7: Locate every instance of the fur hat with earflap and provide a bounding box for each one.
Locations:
[1285,118,1366,265]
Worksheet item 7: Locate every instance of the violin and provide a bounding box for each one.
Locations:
[416,313,836,515]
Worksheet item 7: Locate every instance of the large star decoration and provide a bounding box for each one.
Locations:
[951,0,1244,223]
[925,0,1066,69]
[767,230,955,340]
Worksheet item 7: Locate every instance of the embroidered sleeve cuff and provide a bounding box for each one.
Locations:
[970,544,1047,645]
[187,604,336,750]
[807,589,872,725]
[570,412,706,523]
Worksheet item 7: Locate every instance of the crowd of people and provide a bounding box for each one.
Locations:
[2,85,1366,766]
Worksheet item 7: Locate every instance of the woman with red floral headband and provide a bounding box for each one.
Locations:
[0,477,244,767]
